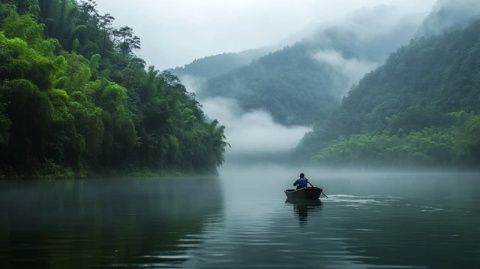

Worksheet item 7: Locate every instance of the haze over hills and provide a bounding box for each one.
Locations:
[297,0,480,166]
[172,7,426,126]
[416,0,480,37]
[170,47,270,84]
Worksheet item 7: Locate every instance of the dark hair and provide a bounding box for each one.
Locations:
[300,173,304,178]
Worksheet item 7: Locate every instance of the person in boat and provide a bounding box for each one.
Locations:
[293,173,314,190]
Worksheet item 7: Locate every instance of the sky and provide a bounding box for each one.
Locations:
[95,0,437,70]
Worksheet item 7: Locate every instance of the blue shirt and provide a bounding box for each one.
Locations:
[294,178,309,188]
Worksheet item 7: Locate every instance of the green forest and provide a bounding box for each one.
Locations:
[0,0,227,178]
[187,13,418,126]
[202,44,342,125]
[298,19,480,166]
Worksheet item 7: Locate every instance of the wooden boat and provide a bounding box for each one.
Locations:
[285,187,322,200]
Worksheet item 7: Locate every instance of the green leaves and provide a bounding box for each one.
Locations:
[113,26,140,55]
[2,9,43,44]
[0,1,226,177]
[0,32,54,89]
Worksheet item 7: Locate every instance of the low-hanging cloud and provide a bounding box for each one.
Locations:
[417,0,480,37]
[314,49,378,90]
[177,74,204,94]
[95,0,436,70]
[201,97,311,156]
[309,5,427,97]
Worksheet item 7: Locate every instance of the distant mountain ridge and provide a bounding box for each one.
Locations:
[297,3,480,165]
[179,7,424,125]
[171,48,269,80]
[169,48,270,94]
[416,0,480,37]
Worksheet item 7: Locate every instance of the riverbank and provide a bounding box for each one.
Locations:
[0,165,219,180]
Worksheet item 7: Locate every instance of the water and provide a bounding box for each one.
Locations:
[1,165,480,269]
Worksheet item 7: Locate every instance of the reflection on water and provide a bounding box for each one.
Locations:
[1,166,480,269]
[286,199,322,224]
[0,177,222,269]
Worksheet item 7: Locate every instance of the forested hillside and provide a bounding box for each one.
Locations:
[298,18,480,166]
[201,44,342,126]
[0,0,227,178]
[171,48,268,81]
[195,10,423,125]
[416,0,480,37]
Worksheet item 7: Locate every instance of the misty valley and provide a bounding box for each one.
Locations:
[1,0,480,268]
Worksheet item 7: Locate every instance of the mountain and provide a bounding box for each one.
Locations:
[416,0,480,37]
[196,7,425,125]
[202,44,343,126]
[170,48,269,81]
[297,17,480,166]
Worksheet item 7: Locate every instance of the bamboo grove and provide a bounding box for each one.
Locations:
[0,0,227,177]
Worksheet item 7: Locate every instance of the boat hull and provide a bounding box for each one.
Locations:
[285,187,322,200]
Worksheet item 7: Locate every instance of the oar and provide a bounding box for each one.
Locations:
[309,182,328,198]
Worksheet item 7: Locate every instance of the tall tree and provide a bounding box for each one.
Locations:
[113,26,140,55]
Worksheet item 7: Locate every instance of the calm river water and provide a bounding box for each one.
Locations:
[1,164,480,268]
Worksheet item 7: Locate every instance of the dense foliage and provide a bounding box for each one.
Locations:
[314,113,480,166]
[299,19,480,166]
[0,0,227,177]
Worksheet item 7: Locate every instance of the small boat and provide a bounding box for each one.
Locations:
[285,187,322,200]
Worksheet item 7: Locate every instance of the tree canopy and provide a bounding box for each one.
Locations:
[0,1,227,178]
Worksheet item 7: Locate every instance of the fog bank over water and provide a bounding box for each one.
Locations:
[202,97,311,156]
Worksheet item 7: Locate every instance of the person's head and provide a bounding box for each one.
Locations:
[300,173,304,178]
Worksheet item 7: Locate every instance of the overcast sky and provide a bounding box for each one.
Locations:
[95,0,437,70]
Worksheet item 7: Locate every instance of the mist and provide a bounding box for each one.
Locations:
[417,0,480,37]
[95,0,436,70]
[201,97,311,157]
[305,5,429,97]
[181,4,435,161]
[167,3,440,162]
[313,49,378,91]
[93,1,439,163]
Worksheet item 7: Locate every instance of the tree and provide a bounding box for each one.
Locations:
[98,12,114,55]
[113,26,140,55]
[0,1,226,177]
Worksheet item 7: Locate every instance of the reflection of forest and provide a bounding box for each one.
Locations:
[0,177,223,269]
